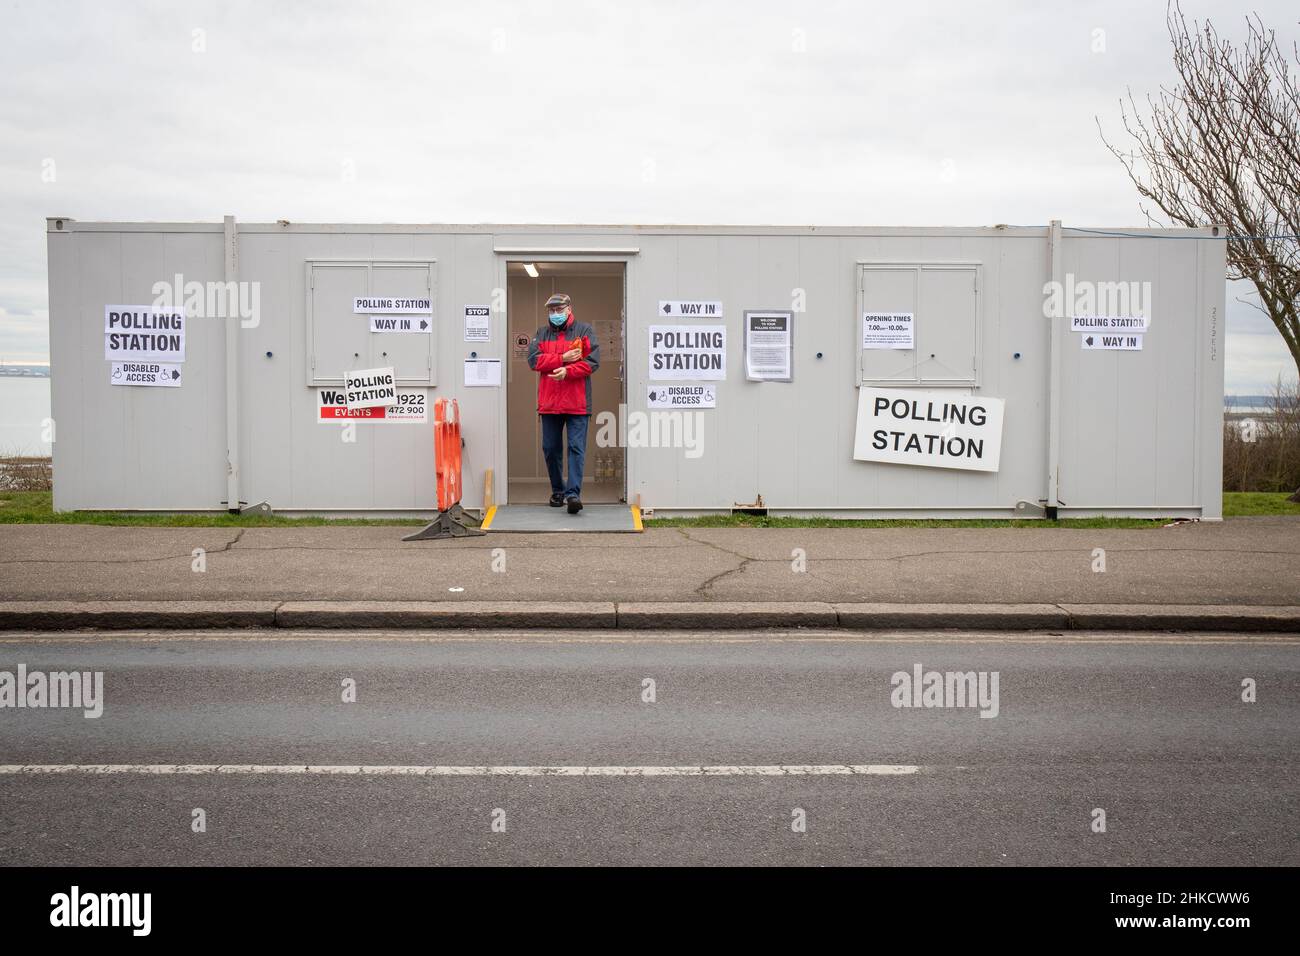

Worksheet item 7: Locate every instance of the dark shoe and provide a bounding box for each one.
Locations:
[566,496,583,514]
[549,493,565,507]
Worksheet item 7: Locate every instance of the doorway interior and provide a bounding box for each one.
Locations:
[506,261,625,504]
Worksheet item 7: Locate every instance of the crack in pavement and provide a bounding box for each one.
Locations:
[0,528,247,566]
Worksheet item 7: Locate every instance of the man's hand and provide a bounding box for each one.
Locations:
[562,347,582,363]
[549,366,568,380]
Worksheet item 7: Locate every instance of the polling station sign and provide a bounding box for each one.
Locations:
[853,387,1005,473]
[648,325,726,380]
[1070,314,1150,333]
[343,366,396,409]
[104,306,186,362]
[110,362,183,387]
[318,388,426,423]
[353,296,432,314]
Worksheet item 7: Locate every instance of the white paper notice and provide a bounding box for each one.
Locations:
[863,312,914,350]
[110,362,183,387]
[464,359,502,387]
[104,305,187,362]
[369,315,431,333]
[744,311,793,382]
[464,305,491,342]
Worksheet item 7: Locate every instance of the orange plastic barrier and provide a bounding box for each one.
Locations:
[403,397,482,540]
[434,397,462,513]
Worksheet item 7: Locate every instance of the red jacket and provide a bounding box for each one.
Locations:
[527,311,600,414]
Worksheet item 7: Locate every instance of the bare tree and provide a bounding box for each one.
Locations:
[1099,2,1299,382]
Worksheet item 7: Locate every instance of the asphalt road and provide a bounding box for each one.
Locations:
[0,629,1296,866]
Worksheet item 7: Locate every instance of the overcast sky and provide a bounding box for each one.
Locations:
[1,0,1295,393]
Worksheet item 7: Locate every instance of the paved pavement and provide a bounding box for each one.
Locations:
[0,630,1295,865]
[1,517,1297,605]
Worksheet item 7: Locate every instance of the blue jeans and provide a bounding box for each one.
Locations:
[541,414,588,499]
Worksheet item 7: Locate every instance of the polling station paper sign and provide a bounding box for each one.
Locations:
[110,362,183,387]
[318,388,426,423]
[853,386,1005,473]
[343,367,396,409]
[353,296,432,314]
[104,305,186,362]
[646,384,716,408]
[1070,314,1150,333]
[648,325,726,380]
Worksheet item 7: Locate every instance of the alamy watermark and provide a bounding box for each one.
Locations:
[890,663,999,718]
[593,403,704,459]
[0,664,103,718]
[50,886,150,936]
[1042,272,1152,320]
[152,273,260,328]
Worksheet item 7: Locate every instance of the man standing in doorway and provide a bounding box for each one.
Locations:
[527,292,600,514]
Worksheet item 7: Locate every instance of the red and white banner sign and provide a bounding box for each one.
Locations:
[317,388,427,424]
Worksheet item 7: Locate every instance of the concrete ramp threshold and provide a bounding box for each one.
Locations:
[481,504,643,533]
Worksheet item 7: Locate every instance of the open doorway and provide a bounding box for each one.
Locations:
[506,261,625,504]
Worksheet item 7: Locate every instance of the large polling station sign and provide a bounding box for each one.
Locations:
[648,325,726,380]
[104,306,186,362]
[853,387,1005,473]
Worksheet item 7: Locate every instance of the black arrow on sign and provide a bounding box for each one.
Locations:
[662,303,672,314]
[420,319,429,330]
[1085,336,1094,346]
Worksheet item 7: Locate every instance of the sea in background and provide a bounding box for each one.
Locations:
[0,377,53,456]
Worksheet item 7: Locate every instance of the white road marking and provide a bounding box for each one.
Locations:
[0,763,919,777]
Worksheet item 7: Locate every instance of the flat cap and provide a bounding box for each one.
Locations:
[544,292,571,309]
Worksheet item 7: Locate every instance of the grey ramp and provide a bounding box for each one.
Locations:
[486,503,639,533]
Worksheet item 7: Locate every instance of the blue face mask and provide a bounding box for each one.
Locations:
[548,310,567,327]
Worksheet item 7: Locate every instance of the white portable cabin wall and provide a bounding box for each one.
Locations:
[46,219,1226,518]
